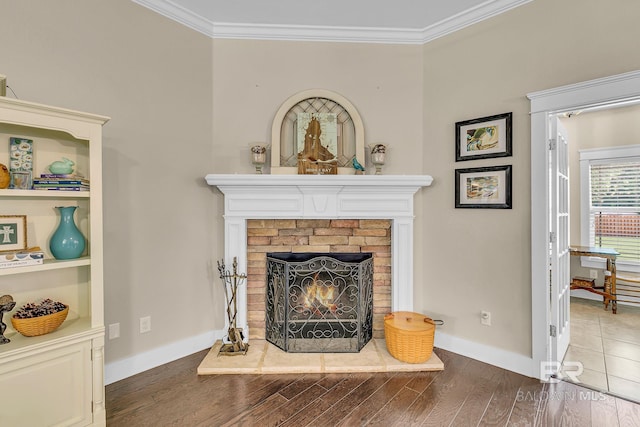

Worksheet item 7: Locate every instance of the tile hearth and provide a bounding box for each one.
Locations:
[197,339,444,375]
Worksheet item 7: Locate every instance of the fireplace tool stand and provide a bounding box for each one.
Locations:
[217,257,249,355]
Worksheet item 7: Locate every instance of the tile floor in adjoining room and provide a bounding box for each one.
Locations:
[565,297,640,402]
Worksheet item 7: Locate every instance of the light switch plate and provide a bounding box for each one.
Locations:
[140,316,151,333]
[108,323,120,339]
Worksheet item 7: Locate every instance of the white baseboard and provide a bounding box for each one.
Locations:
[104,329,224,385]
[434,331,535,378]
[106,329,535,384]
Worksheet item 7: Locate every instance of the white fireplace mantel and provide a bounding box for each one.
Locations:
[205,174,433,340]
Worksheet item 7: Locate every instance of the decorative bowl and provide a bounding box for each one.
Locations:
[12,306,69,337]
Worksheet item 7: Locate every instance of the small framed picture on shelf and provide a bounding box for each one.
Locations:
[0,215,28,252]
[9,136,34,172]
[455,112,512,161]
[10,171,32,189]
[455,165,512,209]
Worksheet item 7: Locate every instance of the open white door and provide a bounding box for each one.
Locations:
[529,70,640,380]
[550,117,571,366]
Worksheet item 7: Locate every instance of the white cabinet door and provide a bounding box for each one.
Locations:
[0,341,92,427]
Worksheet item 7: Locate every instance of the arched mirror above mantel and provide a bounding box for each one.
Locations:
[271,89,365,174]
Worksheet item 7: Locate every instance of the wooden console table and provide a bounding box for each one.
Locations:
[569,246,619,314]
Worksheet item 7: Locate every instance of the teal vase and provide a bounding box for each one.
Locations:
[50,206,86,260]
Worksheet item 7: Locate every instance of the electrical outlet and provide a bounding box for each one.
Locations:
[590,270,598,279]
[481,311,491,326]
[108,323,120,339]
[139,316,151,334]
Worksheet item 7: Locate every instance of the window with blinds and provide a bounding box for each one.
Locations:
[589,159,640,264]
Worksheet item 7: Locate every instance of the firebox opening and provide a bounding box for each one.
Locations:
[266,252,374,353]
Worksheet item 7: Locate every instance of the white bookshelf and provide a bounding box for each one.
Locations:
[0,97,109,426]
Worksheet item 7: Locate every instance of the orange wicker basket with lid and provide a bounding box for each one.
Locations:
[384,311,442,363]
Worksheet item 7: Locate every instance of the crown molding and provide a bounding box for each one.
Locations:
[421,0,533,43]
[132,0,213,36]
[212,23,425,45]
[133,0,533,44]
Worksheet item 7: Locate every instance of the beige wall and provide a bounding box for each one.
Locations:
[211,39,424,174]
[0,1,215,364]
[420,0,640,356]
[3,0,640,375]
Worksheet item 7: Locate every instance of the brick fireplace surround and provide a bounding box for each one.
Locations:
[247,218,391,339]
[206,174,433,342]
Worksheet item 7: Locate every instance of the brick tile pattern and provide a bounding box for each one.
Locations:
[247,219,392,339]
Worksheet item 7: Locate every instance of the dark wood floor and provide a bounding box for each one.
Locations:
[106,348,640,426]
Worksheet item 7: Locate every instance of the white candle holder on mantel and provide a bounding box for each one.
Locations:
[250,144,268,174]
[370,143,387,175]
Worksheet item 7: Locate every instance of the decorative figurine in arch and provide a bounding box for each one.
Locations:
[0,295,16,344]
[297,114,337,175]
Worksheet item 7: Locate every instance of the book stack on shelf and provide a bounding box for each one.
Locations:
[32,174,89,191]
[0,247,44,269]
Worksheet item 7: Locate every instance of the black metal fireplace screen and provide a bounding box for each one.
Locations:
[266,252,374,353]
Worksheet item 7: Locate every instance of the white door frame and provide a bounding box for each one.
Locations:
[528,70,640,379]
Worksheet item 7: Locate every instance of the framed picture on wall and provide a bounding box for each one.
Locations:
[455,165,512,209]
[456,112,512,161]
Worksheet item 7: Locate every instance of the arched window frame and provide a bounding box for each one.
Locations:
[270,89,365,174]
